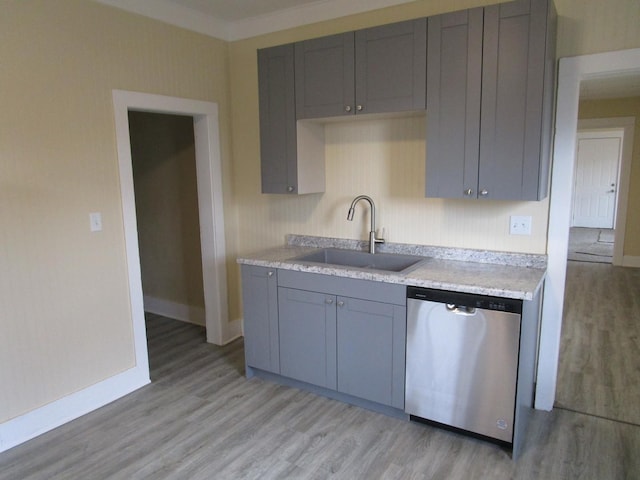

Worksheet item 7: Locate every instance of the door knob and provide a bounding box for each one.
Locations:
[345,105,352,112]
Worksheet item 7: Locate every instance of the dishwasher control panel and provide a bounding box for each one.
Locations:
[407,287,522,314]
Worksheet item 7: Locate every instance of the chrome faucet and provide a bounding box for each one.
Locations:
[347,195,385,254]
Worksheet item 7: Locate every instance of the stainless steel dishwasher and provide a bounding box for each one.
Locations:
[405,287,522,445]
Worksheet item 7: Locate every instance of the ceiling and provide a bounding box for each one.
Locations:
[163,0,324,21]
[96,0,416,41]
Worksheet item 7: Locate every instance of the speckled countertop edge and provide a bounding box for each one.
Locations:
[237,235,547,301]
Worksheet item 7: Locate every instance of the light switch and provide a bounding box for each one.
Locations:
[510,215,532,235]
[89,212,102,232]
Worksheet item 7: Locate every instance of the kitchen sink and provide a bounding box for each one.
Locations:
[293,248,425,273]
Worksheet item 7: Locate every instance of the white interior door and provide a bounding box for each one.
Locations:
[572,130,623,228]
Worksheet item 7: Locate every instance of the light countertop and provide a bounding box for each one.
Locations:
[237,235,547,301]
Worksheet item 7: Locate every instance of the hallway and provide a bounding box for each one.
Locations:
[555,261,640,425]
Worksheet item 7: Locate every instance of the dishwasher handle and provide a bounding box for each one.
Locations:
[446,304,477,316]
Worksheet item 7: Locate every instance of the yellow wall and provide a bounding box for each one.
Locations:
[0,0,233,422]
[2,0,640,428]
[555,0,640,57]
[579,97,640,257]
[129,112,205,315]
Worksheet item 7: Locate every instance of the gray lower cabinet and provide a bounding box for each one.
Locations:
[295,18,426,119]
[241,265,280,373]
[243,267,407,409]
[336,296,406,409]
[278,287,337,389]
[278,286,405,408]
[426,0,556,201]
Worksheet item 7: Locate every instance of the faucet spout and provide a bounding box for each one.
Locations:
[346,195,385,254]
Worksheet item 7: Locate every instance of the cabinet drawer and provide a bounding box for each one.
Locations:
[277,269,406,306]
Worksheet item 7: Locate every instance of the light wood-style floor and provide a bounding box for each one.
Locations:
[556,261,640,425]
[1,309,639,479]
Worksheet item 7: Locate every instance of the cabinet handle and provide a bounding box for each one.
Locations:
[479,189,489,196]
[287,186,294,193]
[356,105,363,112]
[345,105,352,112]
[337,301,345,307]
[326,298,334,305]
[267,271,274,277]
[464,188,474,196]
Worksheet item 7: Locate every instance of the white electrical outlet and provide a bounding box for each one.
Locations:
[510,215,532,235]
[89,212,102,232]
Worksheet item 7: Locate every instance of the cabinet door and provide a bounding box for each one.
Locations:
[425,9,483,199]
[355,19,427,114]
[479,0,553,200]
[337,297,406,408]
[295,33,355,119]
[278,288,337,389]
[258,44,298,194]
[241,265,279,373]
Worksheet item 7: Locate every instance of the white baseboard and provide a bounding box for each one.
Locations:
[622,255,640,268]
[0,366,149,454]
[144,295,205,326]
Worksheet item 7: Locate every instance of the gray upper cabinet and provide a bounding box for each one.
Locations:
[355,19,427,115]
[241,265,280,374]
[258,44,298,194]
[295,33,355,119]
[425,8,483,200]
[258,44,325,195]
[426,0,556,201]
[295,19,427,119]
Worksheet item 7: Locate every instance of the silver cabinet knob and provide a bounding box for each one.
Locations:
[337,300,345,307]
[345,105,352,112]
[287,186,294,193]
[326,298,333,305]
[356,105,363,111]
[267,271,274,277]
[464,188,473,196]
[479,189,489,196]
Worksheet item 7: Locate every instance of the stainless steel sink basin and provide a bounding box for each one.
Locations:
[293,248,424,273]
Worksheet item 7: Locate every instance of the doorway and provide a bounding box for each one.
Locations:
[537,48,640,411]
[112,90,240,382]
[567,127,624,264]
[128,111,206,325]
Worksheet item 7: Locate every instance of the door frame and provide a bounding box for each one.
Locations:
[536,48,640,411]
[575,119,635,265]
[113,90,239,351]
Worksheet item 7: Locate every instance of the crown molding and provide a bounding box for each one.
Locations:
[94,0,417,42]
[95,0,230,39]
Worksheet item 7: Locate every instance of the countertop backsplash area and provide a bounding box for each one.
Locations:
[286,234,547,269]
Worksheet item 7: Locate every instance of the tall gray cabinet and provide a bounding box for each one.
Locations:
[425,0,556,201]
[257,44,299,194]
